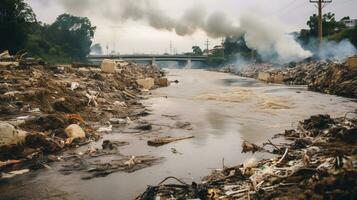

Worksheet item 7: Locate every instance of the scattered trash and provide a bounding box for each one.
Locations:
[137,78,155,90]
[1,169,30,179]
[175,121,192,130]
[70,82,80,90]
[65,124,86,139]
[61,151,160,180]
[138,113,357,199]
[101,59,117,73]
[102,140,128,150]
[113,101,127,107]
[347,56,357,68]
[135,123,152,131]
[137,176,207,200]
[0,122,27,147]
[25,133,63,153]
[0,61,19,67]
[85,93,99,107]
[170,147,182,155]
[0,50,11,59]
[0,51,166,180]
[97,125,113,133]
[157,78,169,87]
[147,135,194,146]
[241,140,262,153]
[109,118,127,124]
[0,159,22,168]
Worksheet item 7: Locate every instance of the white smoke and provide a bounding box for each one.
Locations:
[318,39,357,60]
[232,53,251,70]
[54,0,312,62]
[239,14,312,63]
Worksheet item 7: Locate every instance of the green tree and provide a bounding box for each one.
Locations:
[192,46,203,55]
[207,46,226,66]
[224,37,251,55]
[0,0,36,53]
[307,12,345,37]
[45,14,96,60]
[223,36,253,61]
[329,27,357,48]
[91,43,103,55]
[299,12,347,45]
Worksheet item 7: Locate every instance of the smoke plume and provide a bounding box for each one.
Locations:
[318,39,357,60]
[55,0,312,62]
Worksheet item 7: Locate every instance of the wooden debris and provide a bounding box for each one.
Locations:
[147,135,194,146]
[241,140,262,153]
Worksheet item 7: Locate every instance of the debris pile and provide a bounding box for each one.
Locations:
[60,140,160,180]
[221,57,357,98]
[308,60,357,98]
[0,51,166,178]
[138,113,357,199]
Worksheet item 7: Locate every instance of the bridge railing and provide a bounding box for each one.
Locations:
[87,54,208,59]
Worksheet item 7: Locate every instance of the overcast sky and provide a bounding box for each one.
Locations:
[26,0,356,54]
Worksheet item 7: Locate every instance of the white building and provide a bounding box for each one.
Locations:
[342,19,357,28]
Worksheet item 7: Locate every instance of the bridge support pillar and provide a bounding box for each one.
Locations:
[151,57,156,66]
[185,58,192,69]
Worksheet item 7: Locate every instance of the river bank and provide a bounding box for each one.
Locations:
[0,54,169,180]
[0,68,356,199]
[218,57,357,99]
[138,113,357,199]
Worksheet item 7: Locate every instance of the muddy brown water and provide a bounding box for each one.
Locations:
[1,69,356,200]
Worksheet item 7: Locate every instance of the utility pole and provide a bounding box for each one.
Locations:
[309,0,332,48]
[221,37,225,58]
[169,40,173,55]
[113,42,116,55]
[204,38,210,53]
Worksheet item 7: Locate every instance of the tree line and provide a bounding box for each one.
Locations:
[0,0,95,62]
[1,1,355,64]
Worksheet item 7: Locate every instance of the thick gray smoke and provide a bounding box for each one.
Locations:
[239,14,312,63]
[318,39,357,60]
[55,0,312,62]
[300,37,357,61]
[56,0,243,37]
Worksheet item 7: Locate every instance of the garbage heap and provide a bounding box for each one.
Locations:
[138,113,357,200]
[308,58,357,98]
[224,57,357,99]
[0,51,166,175]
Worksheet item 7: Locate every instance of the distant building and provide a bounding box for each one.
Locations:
[202,44,224,56]
[204,45,224,55]
[342,19,357,28]
[213,45,223,49]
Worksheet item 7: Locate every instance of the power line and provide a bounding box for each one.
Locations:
[333,0,354,8]
[269,0,299,15]
[274,0,311,17]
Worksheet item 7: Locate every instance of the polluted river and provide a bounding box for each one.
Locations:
[1,68,356,200]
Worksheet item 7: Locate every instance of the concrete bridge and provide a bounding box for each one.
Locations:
[87,54,208,67]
